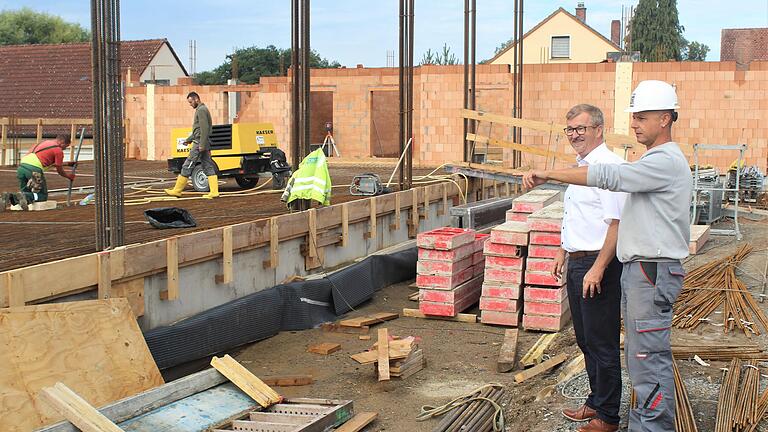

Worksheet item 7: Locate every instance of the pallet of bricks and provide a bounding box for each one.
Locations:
[479,189,567,330]
[416,227,488,317]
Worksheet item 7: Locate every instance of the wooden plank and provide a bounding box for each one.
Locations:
[263,217,279,269]
[308,208,318,258]
[365,197,377,239]
[161,237,179,301]
[341,203,349,247]
[423,185,430,220]
[97,252,111,300]
[556,354,586,385]
[441,183,449,215]
[390,191,401,230]
[260,375,314,387]
[463,109,636,149]
[514,353,568,383]
[497,329,519,373]
[350,339,415,364]
[467,133,572,162]
[411,189,419,237]
[0,254,99,308]
[6,271,24,307]
[307,343,341,355]
[39,383,125,432]
[377,328,390,381]
[339,312,399,328]
[320,323,370,335]
[335,412,378,432]
[210,355,281,408]
[216,226,233,284]
[402,308,478,323]
[0,299,164,431]
[520,333,558,368]
[36,118,43,142]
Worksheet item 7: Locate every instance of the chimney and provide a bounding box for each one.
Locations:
[575,2,586,23]
[611,19,621,47]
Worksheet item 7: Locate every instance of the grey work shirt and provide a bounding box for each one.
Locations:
[586,142,692,263]
[186,103,212,150]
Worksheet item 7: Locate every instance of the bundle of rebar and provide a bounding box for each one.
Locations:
[673,361,698,432]
[430,385,506,432]
[672,344,766,361]
[714,358,767,432]
[673,244,768,336]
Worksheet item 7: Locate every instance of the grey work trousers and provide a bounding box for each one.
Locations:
[622,260,686,432]
[180,141,216,177]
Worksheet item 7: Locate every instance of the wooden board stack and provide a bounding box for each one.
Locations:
[416,227,484,317]
[522,201,571,332]
[350,334,425,380]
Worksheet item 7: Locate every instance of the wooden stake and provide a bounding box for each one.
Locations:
[216,226,233,284]
[423,185,429,220]
[391,192,401,230]
[365,198,377,239]
[263,217,279,269]
[377,328,390,381]
[36,119,43,143]
[441,183,449,215]
[1,124,7,164]
[97,252,111,300]
[161,237,179,301]
[410,189,419,237]
[308,208,318,258]
[70,124,77,160]
[497,329,518,373]
[341,203,349,247]
[505,182,511,196]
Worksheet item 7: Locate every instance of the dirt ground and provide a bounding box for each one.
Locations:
[0,160,438,271]
[231,217,768,432]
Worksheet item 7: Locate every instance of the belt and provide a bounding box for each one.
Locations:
[568,250,600,259]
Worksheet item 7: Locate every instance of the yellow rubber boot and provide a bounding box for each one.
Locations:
[164,175,187,197]
[202,175,219,199]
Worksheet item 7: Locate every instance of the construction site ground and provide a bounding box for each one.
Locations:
[230,217,768,432]
[0,159,440,272]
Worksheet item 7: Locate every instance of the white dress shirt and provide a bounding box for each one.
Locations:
[561,143,628,253]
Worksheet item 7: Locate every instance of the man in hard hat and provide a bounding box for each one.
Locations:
[1,135,75,211]
[557,104,627,431]
[164,91,219,199]
[522,80,691,432]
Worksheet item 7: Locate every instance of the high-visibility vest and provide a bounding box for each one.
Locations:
[283,148,332,206]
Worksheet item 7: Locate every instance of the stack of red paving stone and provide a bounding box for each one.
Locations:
[416,227,484,317]
[522,201,571,332]
[479,221,529,326]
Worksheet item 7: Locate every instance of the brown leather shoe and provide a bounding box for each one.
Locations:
[562,404,597,422]
[577,418,619,432]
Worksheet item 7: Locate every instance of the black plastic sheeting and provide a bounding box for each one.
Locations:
[144,207,197,229]
[144,247,417,370]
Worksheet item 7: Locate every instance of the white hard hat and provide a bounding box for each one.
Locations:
[625,80,680,113]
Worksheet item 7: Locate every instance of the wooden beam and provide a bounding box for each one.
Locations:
[263,217,279,269]
[520,333,558,368]
[341,203,349,247]
[401,308,478,323]
[556,354,586,385]
[216,226,233,284]
[377,328,390,381]
[308,208,318,258]
[97,252,111,300]
[161,237,179,301]
[497,329,519,373]
[410,189,419,237]
[514,353,568,383]
[467,133,572,162]
[336,412,378,432]
[505,182,511,196]
[307,343,341,355]
[39,383,125,432]
[365,198,377,239]
[210,354,281,408]
[339,313,399,328]
[390,191,401,230]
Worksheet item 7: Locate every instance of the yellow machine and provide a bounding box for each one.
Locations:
[167,122,291,191]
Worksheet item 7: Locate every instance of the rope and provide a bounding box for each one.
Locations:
[415,383,506,431]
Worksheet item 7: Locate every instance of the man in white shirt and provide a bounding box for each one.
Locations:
[557,104,627,432]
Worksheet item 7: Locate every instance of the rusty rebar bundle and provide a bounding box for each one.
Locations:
[673,244,768,336]
[672,344,766,361]
[673,361,698,432]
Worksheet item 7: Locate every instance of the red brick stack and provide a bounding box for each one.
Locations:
[416,227,483,317]
[472,233,490,277]
[479,221,529,326]
[522,201,571,332]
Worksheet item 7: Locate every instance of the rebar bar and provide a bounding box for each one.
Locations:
[673,361,698,432]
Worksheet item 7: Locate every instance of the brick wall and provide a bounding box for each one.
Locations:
[124,61,768,171]
[721,28,768,66]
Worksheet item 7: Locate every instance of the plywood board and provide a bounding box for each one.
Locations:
[0,299,164,432]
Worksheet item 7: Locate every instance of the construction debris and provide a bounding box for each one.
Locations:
[339,312,399,328]
[520,333,558,368]
[496,329,519,373]
[210,355,283,408]
[673,244,768,336]
[514,353,568,384]
[350,331,424,381]
[307,343,342,355]
[417,384,506,432]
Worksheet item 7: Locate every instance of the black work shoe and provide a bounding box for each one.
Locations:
[15,193,28,211]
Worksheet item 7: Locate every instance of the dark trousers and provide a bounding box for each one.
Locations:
[566,254,623,425]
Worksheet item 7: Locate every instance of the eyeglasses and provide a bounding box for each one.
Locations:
[563,125,599,136]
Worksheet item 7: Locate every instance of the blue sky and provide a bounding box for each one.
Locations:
[2,1,767,72]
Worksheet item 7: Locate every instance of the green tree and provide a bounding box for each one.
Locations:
[630,0,685,61]
[419,43,458,65]
[0,8,89,45]
[195,45,341,85]
[682,40,709,61]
